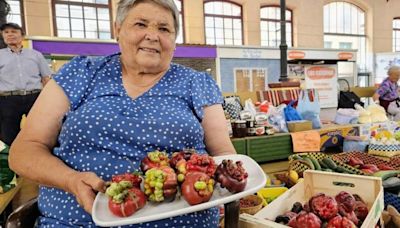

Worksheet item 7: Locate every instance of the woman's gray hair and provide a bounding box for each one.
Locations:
[116,0,180,38]
[388,65,400,76]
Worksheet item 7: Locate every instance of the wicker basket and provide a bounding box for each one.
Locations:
[239,195,263,215]
[368,144,400,158]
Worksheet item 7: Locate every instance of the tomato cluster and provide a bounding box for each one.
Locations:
[105,149,249,217]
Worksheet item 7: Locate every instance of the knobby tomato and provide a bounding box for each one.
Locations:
[108,187,146,217]
[111,173,142,188]
[181,172,214,205]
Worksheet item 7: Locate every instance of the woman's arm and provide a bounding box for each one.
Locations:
[202,104,236,156]
[9,80,105,213]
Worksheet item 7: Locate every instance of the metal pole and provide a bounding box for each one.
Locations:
[279,0,288,81]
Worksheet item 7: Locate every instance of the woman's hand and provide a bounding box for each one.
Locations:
[65,171,106,214]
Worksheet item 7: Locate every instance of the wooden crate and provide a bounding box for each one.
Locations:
[240,170,384,228]
[246,134,292,163]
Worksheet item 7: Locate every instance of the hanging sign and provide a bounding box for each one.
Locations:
[288,51,306,59]
[338,52,353,60]
[305,65,338,108]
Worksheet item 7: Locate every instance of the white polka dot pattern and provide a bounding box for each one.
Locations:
[36,53,222,227]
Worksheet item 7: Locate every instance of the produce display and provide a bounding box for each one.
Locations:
[290,154,363,176]
[274,191,369,228]
[104,150,248,217]
[369,131,400,157]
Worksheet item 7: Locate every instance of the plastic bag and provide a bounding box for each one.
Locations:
[223,96,242,120]
[284,100,302,121]
[267,104,289,133]
[355,103,372,124]
[343,136,368,152]
[296,89,321,129]
[366,103,388,123]
[243,98,257,119]
[334,108,359,125]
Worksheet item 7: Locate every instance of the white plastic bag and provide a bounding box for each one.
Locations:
[243,98,257,119]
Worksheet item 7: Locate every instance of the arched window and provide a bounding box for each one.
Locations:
[204,0,243,45]
[52,0,112,39]
[173,0,184,44]
[394,18,400,52]
[260,6,292,47]
[324,2,366,71]
[7,0,24,29]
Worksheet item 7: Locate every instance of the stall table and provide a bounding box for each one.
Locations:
[0,178,22,215]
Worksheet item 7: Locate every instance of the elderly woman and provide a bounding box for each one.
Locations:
[9,0,235,227]
[373,65,400,118]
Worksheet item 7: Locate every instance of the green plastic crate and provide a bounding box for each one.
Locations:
[246,134,292,163]
[231,138,246,155]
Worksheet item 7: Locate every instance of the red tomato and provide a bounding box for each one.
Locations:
[111,173,142,188]
[108,187,146,217]
[181,172,213,205]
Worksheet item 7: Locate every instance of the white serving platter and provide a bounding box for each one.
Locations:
[92,154,267,227]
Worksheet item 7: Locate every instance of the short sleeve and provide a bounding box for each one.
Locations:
[53,56,94,110]
[35,51,53,77]
[190,72,223,121]
[376,81,389,96]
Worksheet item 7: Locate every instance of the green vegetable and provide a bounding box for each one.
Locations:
[309,157,321,170]
[322,157,337,170]
[303,157,315,170]
[291,155,303,161]
[373,170,400,180]
[319,159,328,169]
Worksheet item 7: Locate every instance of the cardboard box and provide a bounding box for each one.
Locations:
[287,120,312,132]
[319,125,359,151]
[239,170,384,228]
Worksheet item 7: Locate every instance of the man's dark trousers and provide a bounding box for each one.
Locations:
[0,93,39,145]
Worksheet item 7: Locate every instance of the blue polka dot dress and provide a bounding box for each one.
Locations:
[37,53,223,227]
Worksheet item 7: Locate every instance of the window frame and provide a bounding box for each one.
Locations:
[203,0,244,46]
[394,17,400,52]
[174,0,185,44]
[323,2,367,72]
[260,5,293,47]
[7,0,25,31]
[51,0,113,40]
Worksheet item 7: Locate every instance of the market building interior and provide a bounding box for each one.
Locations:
[1,0,400,227]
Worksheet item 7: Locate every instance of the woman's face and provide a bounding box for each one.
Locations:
[389,70,400,82]
[115,2,176,74]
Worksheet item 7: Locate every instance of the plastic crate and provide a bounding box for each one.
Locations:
[384,192,400,212]
[246,134,292,163]
[333,151,392,167]
[231,138,246,155]
[389,156,400,170]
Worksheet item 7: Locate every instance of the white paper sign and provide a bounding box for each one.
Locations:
[305,65,338,108]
